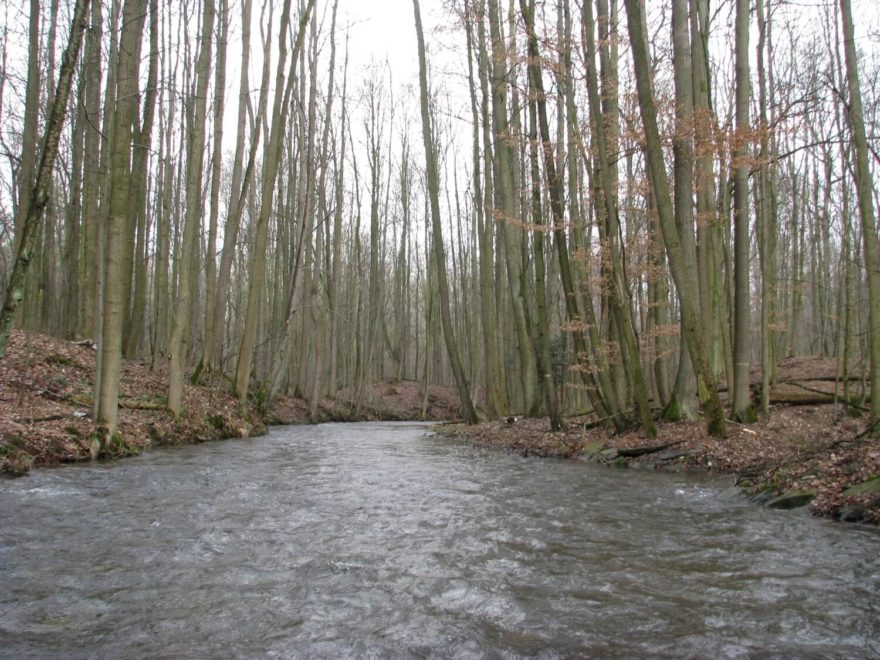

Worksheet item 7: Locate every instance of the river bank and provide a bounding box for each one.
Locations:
[4,330,878,524]
[0,330,459,476]
[438,401,880,524]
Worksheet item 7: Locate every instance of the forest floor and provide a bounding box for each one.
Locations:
[0,330,459,477]
[438,357,880,525]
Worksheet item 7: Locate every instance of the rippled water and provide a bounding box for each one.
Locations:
[1,422,878,658]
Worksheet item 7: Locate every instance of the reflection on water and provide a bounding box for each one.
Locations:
[1,422,878,658]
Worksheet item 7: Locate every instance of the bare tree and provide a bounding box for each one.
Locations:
[413,0,479,424]
[94,0,147,439]
[731,0,753,421]
[622,0,726,437]
[0,0,92,356]
[839,0,880,426]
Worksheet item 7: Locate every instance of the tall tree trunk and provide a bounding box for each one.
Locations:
[234,0,314,403]
[413,0,479,424]
[167,0,214,417]
[0,0,92,356]
[79,0,102,340]
[622,0,726,437]
[327,43,349,396]
[268,13,320,401]
[690,0,720,374]
[755,0,777,414]
[731,0,753,421]
[94,0,146,437]
[210,0,264,374]
[470,0,509,417]
[556,0,616,421]
[524,49,560,430]
[15,0,42,332]
[196,0,229,382]
[123,0,158,358]
[63,51,86,338]
[13,0,41,261]
[840,0,880,426]
[578,0,654,433]
[486,0,538,414]
[667,0,700,421]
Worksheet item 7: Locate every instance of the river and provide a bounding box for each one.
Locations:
[1,422,878,657]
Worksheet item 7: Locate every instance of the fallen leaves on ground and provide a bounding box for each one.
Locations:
[0,330,460,477]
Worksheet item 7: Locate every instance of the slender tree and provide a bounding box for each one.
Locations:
[234,0,315,403]
[622,0,726,436]
[0,0,92,356]
[167,0,214,417]
[94,0,147,438]
[731,0,753,421]
[839,0,880,426]
[413,0,479,424]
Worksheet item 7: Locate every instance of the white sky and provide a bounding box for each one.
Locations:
[336,0,423,85]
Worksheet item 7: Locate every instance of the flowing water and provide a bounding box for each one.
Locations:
[1,422,878,658]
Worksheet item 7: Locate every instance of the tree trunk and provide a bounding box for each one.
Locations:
[0,0,92,357]
[840,0,880,426]
[470,0,509,417]
[622,0,726,437]
[413,0,479,424]
[78,0,102,340]
[196,0,229,382]
[235,0,314,403]
[209,0,264,374]
[524,22,560,429]
[94,0,146,437]
[578,0,655,434]
[486,0,538,414]
[167,0,214,417]
[123,0,158,358]
[731,0,753,421]
[666,0,700,421]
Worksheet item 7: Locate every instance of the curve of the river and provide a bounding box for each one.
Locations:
[1,422,878,658]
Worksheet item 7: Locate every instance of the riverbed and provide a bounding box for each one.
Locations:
[1,422,877,657]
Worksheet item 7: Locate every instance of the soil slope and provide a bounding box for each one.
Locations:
[0,330,459,475]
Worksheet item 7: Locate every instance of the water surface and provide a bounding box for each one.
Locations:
[1,422,878,657]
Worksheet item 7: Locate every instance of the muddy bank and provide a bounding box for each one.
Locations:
[0,330,459,475]
[438,405,880,524]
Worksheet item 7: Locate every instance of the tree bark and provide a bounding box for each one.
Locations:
[578,0,654,434]
[94,0,146,436]
[413,0,479,424]
[524,21,560,430]
[196,0,229,382]
[486,0,538,414]
[622,0,726,437]
[167,0,214,417]
[667,0,700,421]
[235,0,314,403]
[731,0,753,421]
[0,0,91,357]
[840,0,880,426]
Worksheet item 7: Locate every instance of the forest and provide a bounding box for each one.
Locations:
[0,0,879,451]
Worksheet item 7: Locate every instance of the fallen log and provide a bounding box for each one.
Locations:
[14,414,71,424]
[68,393,165,411]
[766,390,869,411]
[616,439,685,458]
[788,380,868,403]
